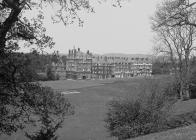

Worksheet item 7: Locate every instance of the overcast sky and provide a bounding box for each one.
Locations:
[41,0,162,55]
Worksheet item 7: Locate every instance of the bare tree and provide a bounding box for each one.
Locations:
[152,0,196,100]
[153,0,196,28]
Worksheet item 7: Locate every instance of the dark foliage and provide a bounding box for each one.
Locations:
[105,99,168,140]
[26,130,58,140]
[105,78,178,140]
[190,65,196,99]
[24,86,74,140]
[152,60,172,75]
[0,52,73,135]
[46,65,56,81]
[0,52,37,134]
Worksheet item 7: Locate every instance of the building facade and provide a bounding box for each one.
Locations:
[65,48,152,79]
[66,48,93,79]
[91,63,114,79]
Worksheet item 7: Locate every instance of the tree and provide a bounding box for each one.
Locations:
[24,86,74,140]
[0,0,90,135]
[0,0,125,55]
[152,56,172,75]
[0,0,127,135]
[152,0,196,100]
[153,0,196,28]
[46,64,56,80]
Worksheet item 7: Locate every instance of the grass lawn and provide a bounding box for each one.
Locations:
[57,79,142,140]
[1,77,196,140]
[0,78,142,140]
[40,79,118,91]
[132,124,196,140]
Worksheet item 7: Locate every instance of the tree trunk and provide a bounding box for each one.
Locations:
[185,86,190,99]
[0,8,21,54]
[178,56,185,100]
[184,50,191,99]
[180,80,184,100]
[0,37,6,55]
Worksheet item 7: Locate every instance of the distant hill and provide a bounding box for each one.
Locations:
[102,53,153,58]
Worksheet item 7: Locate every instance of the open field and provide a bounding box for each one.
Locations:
[0,78,143,140]
[1,77,196,140]
[40,79,118,91]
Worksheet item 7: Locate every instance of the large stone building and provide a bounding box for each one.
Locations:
[91,56,114,79]
[66,48,93,79]
[65,48,152,79]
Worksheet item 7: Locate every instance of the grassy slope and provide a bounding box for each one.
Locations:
[1,78,196,140]
[40,79,117,91]
[0,78,141,140]
[131,99,196,140]
[57,79,142,140]
[131,124,196,140]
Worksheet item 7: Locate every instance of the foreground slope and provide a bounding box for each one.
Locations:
[132,124,196,140]
[1,78,196,140]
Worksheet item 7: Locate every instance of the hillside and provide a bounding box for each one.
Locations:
[131,99,196,140]
[1,79,196,140]
[103,53,152,58]
[132,124,196,140]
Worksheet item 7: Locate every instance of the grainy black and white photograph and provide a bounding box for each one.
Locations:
[1,0,196,140]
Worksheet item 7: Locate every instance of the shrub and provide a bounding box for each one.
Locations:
[105,78,176,140]
[56,74,60,80]
[46,65,56,81]
[24,85,74,140]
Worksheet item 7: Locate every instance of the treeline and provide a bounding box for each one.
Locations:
[152,56,196,75]
[12,50,66,81]
[152,56,196,98]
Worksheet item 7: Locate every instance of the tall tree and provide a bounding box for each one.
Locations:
[0,0,92,135]
[152,0,196,99]
[25,86,74,140]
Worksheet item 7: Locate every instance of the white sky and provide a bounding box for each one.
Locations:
[41,0,162,55]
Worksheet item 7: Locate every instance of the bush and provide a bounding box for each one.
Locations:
[105,100,169,140]
[56,74,60,80]
[105,78,176,140]
[24,85,74,140]
[46,65,56,81]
